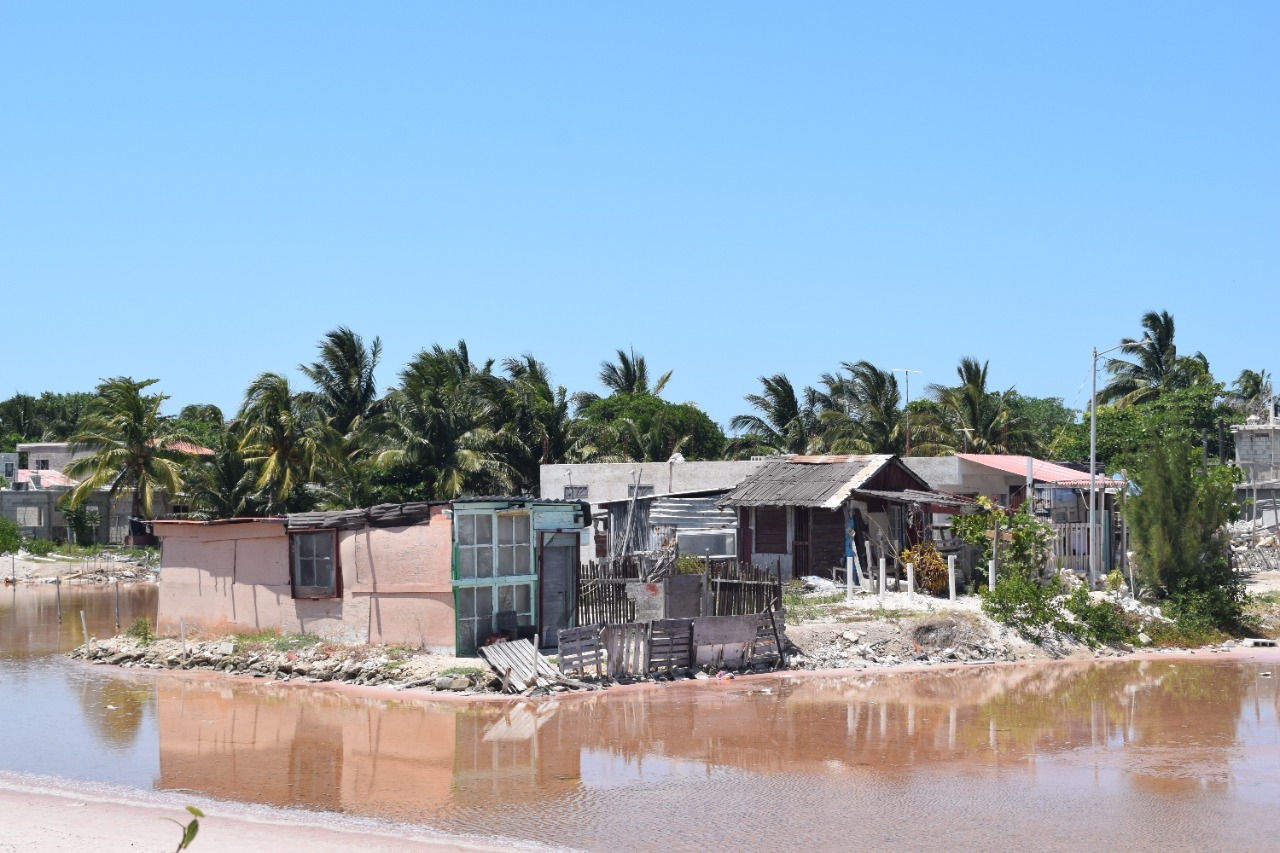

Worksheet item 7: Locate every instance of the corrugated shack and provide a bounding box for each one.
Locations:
[718,454,972,580]
[601,489,738,561]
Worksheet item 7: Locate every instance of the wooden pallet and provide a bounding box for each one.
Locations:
[558,624,604,677]
[604,622,650,679]
[478,639,562,693]
[649,618,694,673]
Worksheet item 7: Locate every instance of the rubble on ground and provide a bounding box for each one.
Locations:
[69,635,504,694]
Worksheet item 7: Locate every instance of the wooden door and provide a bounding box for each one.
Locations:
[538,532,578,647]
[793,506,811,575]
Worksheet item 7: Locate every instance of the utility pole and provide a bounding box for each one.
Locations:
[893,369,923,456]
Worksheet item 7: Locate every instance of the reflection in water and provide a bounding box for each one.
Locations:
[151,658,1280,851]
[3,587,1279,852]
[0,582,156,658]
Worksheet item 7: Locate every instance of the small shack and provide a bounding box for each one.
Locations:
[154,502,456,651]
[450,497,591,653]
[718,454,970,580]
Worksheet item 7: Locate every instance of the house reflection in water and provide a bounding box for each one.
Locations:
[154,659,1273,833]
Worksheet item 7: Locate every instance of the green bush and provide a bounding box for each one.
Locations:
[981,574,1067,641]
[126,617,155,645]
[673,554,704,574]
[0,516,19,556]
[1065,587,1135,644]
[23,537,56,557]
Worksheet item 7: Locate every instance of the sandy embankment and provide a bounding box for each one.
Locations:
[0,775,516,853]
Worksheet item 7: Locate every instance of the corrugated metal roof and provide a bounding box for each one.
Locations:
[649,495,737,529]
[719,455,892,509]
[287,501,443,531]
[853,488,977,508]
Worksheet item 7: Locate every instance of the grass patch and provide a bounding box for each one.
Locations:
[1143,619,1226,648]
[439,666,485,678]
[783,591,846,622]
[236,629,324,652]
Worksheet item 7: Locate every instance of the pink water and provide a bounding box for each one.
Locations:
[3,584,1279,851]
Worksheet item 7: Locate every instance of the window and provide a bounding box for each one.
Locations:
[2,462,13,479]
[15,507,42,527]
[454,509,537,653]
[755,507,787,554]
[627,483,654,498]
[563,485,589,501]
[290,531,338,598]
[35,459,50,471]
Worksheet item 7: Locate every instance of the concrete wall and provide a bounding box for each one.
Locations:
[16,442,92,474]
[1234,423,1280,484]
[540,460,767,506]
[155,513,456,652]
[0,489,124,542]
[904,456,1023,502]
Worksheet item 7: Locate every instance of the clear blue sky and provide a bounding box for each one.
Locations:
[3,3,1275,428]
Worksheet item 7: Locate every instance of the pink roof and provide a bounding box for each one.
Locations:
[955,454,1107,488]
[148,439,215,456]
[14,469,76,488]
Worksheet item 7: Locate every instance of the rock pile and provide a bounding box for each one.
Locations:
[69,635,502,694]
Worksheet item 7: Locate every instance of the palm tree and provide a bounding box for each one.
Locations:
[925,358,1029,454]
[1231,368,1273,413]
[729,374,819,456]
[573,348,672,412]
[64,377,191,519]
[497,354,587,491]
[237,373,338,513]
[816,361,905,454]
[183,422,262,519]
[1099,310,1212,407]
[375,341,514,500]
[298,327,383,438]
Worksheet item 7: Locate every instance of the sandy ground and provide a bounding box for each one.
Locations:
[0,776,517,853]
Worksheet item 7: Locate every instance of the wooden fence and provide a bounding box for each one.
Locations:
[574,559,783,627]
[558,612,786,680]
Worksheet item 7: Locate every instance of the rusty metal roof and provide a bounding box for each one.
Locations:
[718,455,892,509]
[286,501,443,531]
[853,488,977,508]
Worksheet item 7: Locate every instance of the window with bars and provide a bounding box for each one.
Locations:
[563,485,589,501]
[627,483,654,498]
[290,531,338,598]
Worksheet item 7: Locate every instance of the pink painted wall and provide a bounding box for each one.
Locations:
[155,510,456,652]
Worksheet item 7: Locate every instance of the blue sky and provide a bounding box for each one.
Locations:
[3,3,1275,428]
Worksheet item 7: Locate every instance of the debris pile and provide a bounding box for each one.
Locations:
[69,635,503,694]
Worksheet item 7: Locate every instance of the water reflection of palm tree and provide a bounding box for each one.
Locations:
[78,676,153,749]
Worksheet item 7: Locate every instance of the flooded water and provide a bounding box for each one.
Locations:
[3,585,1280,851]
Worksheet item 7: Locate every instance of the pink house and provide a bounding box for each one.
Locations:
[153,502,457,653]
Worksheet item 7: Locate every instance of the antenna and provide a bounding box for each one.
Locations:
[892,369,923,455]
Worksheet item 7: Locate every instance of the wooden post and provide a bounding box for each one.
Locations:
[846,555,854,601]
[179,617,187,663]
[906,562,914,600]
[988,559,997,592]
[947,555,956,601]
[114,579,121,632]
[991,517,999,591]
[55,577,62,623]
[80,610,89,658]
[878,557,886,600]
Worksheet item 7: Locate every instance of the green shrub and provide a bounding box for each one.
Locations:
[673,554,704,574]
[126,617,155,645]
[23,537,56,557]
[1065,586,1136,644]
[0,516,19,555]
[981,574,1067,641]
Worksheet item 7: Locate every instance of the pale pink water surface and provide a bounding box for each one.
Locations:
[3,584,1279,851]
